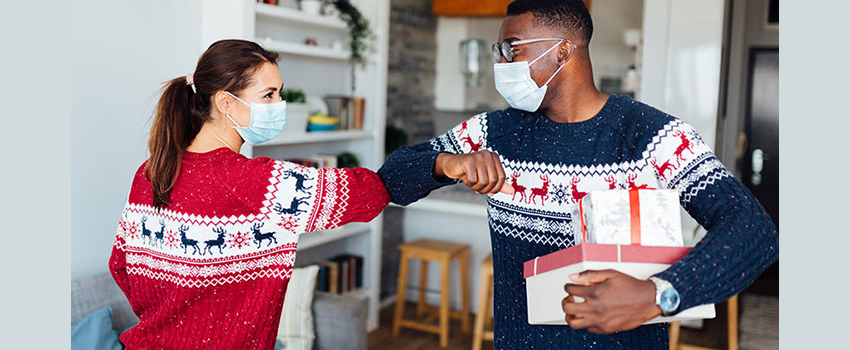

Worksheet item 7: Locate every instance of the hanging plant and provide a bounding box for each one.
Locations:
[332,0,375,94]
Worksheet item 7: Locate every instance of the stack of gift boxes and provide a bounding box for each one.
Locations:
[523,187,716,325]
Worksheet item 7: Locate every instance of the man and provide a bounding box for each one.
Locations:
[378,0,778,348]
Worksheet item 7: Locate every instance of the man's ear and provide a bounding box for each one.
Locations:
[213,91,230,116]
[557,41,576,65]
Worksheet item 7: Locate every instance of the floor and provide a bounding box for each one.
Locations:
[368,273,778,350]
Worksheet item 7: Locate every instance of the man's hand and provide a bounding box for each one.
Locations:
[434,151,515,196]
[561,270,662,334]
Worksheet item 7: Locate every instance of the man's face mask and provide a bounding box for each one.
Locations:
[492,38,575,112]
[225,91,287,145]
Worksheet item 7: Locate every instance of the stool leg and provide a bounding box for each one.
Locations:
[459,251,471,333]
[439,257,451,348]
[728,295,739,350]
[417,261,429,320]
[668,321,680,350]
[472,264,490,350]
[393,252,410,336]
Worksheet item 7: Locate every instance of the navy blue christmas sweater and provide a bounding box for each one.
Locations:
[377,94,778,349]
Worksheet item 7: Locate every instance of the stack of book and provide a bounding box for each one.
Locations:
[323,95,365,130]
[315,254,364,294]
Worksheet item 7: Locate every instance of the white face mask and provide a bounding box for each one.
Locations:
[493,39,566,112]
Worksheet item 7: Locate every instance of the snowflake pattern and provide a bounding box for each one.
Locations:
[164,229,180,250]
[549,183,570,205]
[277,217,300,234]
[227,231,252,250]
[126,222,140,240]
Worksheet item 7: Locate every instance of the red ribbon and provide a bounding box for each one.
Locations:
[580,185,655,245]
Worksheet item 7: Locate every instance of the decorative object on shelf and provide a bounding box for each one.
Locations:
[280,88,307,103]
[384,125,409,154]
[460,39,488,87]
[304,37,318,46]
[260,0,278,5]
[305,95,329,115]
[279,89,309,137]
[336,152,360,168]
[307,114,340,131]
[299,0,323,15]
[331,0,375,93]
[323,95,364,130]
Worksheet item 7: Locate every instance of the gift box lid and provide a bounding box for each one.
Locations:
[523,243,692,279]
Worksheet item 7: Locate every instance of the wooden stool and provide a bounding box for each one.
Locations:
[669,295,738,350]
[393,239,471,348]
[472,253,494,350]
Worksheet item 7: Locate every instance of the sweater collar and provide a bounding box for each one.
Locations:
[524,94,624,136]
[183,147,235,160]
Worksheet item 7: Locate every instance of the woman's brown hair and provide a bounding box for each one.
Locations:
[146,39,279,208]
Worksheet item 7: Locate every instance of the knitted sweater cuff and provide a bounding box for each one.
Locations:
[378,150,457,206]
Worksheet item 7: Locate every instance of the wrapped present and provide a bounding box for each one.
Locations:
[571,186,683,247]
[523,243,715,325]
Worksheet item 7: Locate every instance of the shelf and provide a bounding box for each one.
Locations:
[297,223,371,250]
[261,129,374,146]
[255,3,348,30]
[391,198,488,218]
[257,38,351,60]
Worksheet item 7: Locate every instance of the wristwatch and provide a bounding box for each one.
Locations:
[649,277,680,316]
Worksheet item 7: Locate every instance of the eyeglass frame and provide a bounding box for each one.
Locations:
[491,38,576,63]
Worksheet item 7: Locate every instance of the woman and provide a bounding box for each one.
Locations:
[109,39,390,349]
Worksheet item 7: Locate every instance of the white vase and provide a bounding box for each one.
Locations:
[279,103,310,138]
[299,0,322,16]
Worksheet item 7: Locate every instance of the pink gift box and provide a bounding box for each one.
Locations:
[523,243,715,325]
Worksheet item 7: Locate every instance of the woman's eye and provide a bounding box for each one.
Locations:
[264,92,274,99]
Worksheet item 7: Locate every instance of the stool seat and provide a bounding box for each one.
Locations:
[398,239,470,257]
[393,239,471,348]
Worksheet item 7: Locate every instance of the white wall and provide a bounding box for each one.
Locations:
[71,0,203,280]
[589,0,644,91]
[434,17,507,112]
[640,0,725,244]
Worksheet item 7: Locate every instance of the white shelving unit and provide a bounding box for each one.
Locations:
[200,0,389,332]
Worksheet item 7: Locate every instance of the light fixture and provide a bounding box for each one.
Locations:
[460,39,488,87]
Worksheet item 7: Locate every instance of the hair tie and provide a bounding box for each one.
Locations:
[186,73,196,93]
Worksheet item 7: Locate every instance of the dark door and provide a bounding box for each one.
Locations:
[742,49,779,228]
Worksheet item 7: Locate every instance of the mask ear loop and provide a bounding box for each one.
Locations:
[541,42,575,87]
[529,40,565,67]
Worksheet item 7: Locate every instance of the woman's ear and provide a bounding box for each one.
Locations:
[213,91,230,116]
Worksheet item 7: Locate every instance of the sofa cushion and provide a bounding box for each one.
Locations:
[278,265,320,350]
[71,307,123,350]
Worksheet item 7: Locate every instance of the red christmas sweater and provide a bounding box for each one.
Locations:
[109,147,390,349]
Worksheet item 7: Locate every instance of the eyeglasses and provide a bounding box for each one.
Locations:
[491,38,573,63]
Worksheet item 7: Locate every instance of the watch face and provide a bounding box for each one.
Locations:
[660,288,681,312]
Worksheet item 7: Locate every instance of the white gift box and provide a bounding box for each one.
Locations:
[572,188,683,247]
[523,243,715,325]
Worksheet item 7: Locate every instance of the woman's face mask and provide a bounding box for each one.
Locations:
[225,91,287,145]
[493,38,574,112]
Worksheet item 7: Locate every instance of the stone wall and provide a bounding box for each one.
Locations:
[381,0,438,300]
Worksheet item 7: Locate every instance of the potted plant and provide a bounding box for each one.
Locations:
[280,88,310,136]
[331,0,375,94]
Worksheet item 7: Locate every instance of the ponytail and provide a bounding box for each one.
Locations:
[144,39,279,209]
[146,77,201,208]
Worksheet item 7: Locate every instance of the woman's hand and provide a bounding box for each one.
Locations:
[562,270,662,334]
[434,151,515,196]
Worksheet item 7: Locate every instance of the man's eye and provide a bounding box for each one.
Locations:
[264,92,274,99]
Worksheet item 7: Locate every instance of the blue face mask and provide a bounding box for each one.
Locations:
[225,91,287,145]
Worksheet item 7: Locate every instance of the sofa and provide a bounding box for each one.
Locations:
[71,272,367,350]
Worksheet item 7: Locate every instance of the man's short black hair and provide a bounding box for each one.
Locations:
[507,0,593,44]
